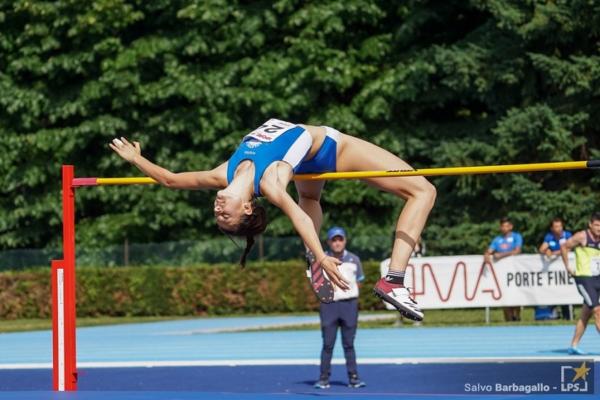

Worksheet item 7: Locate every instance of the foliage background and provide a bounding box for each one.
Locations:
[1,0,599,259]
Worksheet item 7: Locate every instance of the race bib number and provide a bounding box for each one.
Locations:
[246,118,296,142]
[591,256,600,276]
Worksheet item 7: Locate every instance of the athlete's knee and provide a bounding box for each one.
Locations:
[410,179,436,207]
[424,180,437,200]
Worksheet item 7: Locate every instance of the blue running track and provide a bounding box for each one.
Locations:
[0,314,598,399]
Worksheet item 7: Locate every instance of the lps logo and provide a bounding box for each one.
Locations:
[561,361,592,392]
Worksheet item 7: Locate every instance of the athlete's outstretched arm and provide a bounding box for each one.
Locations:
[263,186,349,290]
[109,137,226,190]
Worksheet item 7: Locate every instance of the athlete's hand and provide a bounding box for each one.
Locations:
[320,256,350,291]
[109,137,141,163]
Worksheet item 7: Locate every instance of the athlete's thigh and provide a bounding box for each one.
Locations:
[580,303,592,319]
[294,180,325,201]
[337,134,431,199]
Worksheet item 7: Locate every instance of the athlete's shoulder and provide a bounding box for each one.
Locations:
[571,230,588,244]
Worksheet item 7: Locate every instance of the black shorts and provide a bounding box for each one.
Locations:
[574,276,600,308]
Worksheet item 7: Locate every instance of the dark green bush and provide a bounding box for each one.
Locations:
[0,261,386,319]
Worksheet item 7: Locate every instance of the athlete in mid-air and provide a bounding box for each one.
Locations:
[110,118,436,320]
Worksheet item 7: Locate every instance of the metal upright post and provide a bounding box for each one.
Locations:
[51,165,78,391]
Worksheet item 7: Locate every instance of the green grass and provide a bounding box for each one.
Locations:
[360,307,582,329]
[241,307,582,332]
[0,307,583,334]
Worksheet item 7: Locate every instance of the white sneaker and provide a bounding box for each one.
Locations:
[373,278,424,321]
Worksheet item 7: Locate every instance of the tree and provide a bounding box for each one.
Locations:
[0,0,598,257]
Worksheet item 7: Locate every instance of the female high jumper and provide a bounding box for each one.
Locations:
[110,118,436,320]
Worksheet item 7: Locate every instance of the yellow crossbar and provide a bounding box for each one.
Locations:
[92,160,597,185]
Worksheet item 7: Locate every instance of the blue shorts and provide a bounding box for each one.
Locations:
[296,126,340,174]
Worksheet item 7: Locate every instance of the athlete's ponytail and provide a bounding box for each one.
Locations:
[240,235,256,269]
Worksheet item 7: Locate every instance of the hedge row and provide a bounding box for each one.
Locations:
[0,261,386,319]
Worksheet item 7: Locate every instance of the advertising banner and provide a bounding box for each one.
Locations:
[381,254,579,309]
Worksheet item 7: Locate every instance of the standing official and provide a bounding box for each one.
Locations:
[314,227,366,389]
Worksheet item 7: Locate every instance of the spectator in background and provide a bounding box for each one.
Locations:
[314,227,366,389]
[539,217,572,257]
[537,217,573,320]
[484,217,523,322]
[560,212,600,355]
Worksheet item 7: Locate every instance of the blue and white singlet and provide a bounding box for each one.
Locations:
[227,119,340,196]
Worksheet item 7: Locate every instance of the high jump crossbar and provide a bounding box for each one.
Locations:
[51,159,598,391]
[71,160,599,187]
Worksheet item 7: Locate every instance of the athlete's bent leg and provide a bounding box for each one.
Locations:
[336,135,436,272]
[336,135,436,320]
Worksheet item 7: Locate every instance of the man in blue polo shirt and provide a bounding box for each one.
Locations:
[314,226,366,390]
[539,217,572,256]
[484,217,523,321]
[485,217,523,260]
[538,217,572,320]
